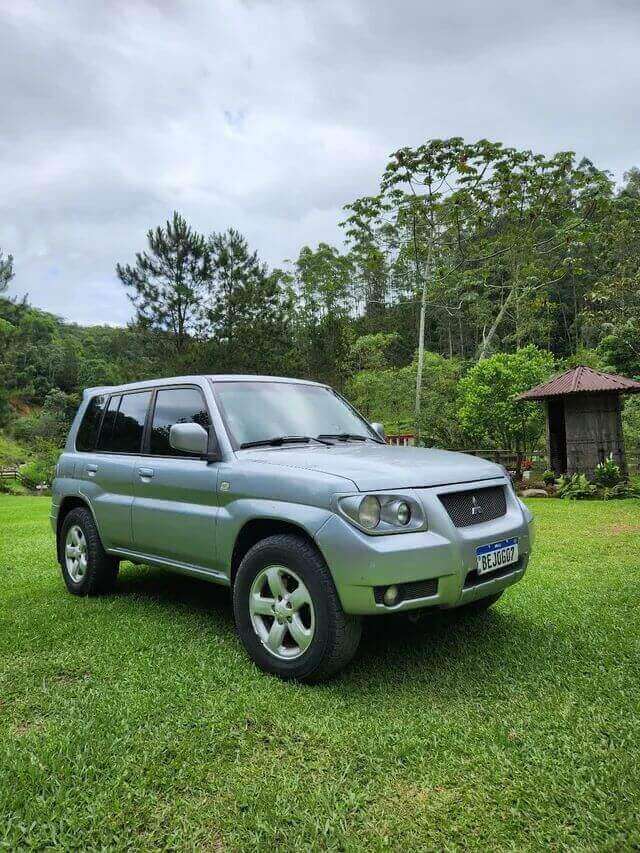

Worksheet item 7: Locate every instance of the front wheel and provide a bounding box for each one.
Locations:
[233,534,361,683]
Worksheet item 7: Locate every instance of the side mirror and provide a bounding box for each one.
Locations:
[169,422,209,456]
[371,422,386,442]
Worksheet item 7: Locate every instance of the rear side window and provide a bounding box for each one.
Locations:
[110,391,152,453]
[150,388,211,456]
[97,391,151,453]
[76,395,107,452]
[97,395,121,451]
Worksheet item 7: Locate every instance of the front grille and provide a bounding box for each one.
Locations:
[463,555,527,588]
[439,485,506,528]
[374,578,438,605]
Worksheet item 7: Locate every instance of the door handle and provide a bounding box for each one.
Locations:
[86,464,98,477]
[138,467,154,480]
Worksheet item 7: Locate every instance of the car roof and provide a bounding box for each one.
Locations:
[83,374,326,396]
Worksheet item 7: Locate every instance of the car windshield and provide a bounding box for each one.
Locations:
[212,381,379,448]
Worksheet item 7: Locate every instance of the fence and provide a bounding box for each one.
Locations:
[385,437,545,471]
[0,468,39,491]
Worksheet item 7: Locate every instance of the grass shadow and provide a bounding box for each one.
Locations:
[335,606,568,699]
[111,565,571,699]
[114,562,234,629]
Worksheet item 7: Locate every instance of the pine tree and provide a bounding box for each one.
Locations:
[204,229,290,371]
[117,212,209,353]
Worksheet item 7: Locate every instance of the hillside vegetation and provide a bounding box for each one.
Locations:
[2,139,640,482]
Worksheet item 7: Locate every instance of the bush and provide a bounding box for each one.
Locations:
[598,482,640,500]
[20,442,61,487]
[542,469,556,486]
[593,454,622,488]
[556,473,596,500]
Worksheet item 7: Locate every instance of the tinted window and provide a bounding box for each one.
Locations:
[97,395,121,451]
[150,388,210,456]
[110,392,152,453]
[76,395,107,452]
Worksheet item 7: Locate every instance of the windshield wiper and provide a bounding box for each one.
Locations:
[317,432,380,443]
[240,435,333,449]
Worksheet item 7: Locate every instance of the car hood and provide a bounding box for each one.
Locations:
[240,443,503,491]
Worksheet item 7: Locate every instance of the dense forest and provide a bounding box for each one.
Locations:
[2,137,640,485]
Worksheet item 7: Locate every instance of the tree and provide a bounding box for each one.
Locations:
[457,346,554,458]
[0,248,13,294]
[344,138,510,433]
[203,229,292,374]
[346,350,464,447]
[291,243,355,388]
[117,212,209,353]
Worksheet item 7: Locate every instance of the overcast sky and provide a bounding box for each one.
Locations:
[1,0,639,325]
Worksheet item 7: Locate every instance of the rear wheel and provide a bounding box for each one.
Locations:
[233,534,361,682]
[59,507,119,596]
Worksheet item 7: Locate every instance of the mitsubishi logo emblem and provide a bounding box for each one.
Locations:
[471,496,483,516]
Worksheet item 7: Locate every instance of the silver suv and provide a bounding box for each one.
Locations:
[52,375,534,682]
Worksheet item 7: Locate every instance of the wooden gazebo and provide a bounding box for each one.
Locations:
[517,366,640,477]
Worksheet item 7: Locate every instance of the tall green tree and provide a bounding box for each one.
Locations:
[203,229,291,374]
[117,212,209,353]
[0,248,13,294]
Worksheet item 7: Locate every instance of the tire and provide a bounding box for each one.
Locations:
[59,507,119,596]
[233,534,362,683]
[454,591,503,616]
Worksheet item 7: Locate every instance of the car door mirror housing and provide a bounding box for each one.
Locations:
[169,422,209,456]
[371,422,386,442]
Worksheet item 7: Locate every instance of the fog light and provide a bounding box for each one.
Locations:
[383,585,399,606]
[396,501,411,525]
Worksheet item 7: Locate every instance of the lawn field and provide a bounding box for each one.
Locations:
[1,496,639,850]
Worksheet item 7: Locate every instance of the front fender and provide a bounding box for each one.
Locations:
[216,496,334,578]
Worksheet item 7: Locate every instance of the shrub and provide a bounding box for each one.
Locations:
[598,482,640,500]
[593,454,622,488]
[19,442,61,487]
[556,473,596,500]
[542,469,556,486]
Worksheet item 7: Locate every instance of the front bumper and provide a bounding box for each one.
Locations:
[315,478,533,615]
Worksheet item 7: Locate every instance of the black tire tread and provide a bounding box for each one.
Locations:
[233,533,361,683]
[60,507,119,596]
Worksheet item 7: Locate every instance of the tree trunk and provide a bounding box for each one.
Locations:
[477,286,515,361]
[414,239,433,441]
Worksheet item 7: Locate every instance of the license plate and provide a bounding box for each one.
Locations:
[476,538,518,575]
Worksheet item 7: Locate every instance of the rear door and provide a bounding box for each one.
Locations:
[76,390,152,549]
[131,385,219,570]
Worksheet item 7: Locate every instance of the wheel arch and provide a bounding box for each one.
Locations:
[55,495,100,563]
[230,518,325,588]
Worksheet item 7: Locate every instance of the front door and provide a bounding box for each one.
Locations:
[131,386,219,570]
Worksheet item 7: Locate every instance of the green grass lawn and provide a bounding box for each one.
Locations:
[1,496,639,850]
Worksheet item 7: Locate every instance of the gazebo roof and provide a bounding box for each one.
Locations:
[517,365,640,401]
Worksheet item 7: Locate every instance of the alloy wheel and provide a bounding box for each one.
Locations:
[248,565,316,659]
[65,524,88,583]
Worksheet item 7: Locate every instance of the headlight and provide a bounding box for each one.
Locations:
[358,495,381,529]
[337,493,426,534]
